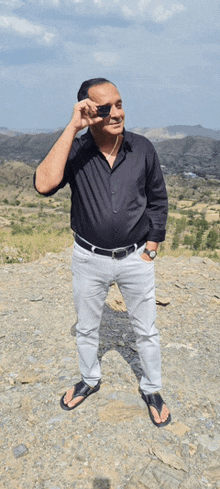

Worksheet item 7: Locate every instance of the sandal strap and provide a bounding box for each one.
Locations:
[145,393,164,415]
[73,380,99,399]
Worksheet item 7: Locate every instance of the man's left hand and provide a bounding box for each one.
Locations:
[140,252,154,262]
[141,241,159,262]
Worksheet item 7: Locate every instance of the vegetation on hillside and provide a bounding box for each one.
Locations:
[0,168,219,264]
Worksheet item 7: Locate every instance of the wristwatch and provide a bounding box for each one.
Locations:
[143,249,157,259]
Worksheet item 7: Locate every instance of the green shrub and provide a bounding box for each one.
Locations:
[176,217,187,234]
[194,217,209,232]
[183,235,194,246]
[206,229,218,250]
[11,224,34,235]
[172,233,180,250]
[187,210,195,219]
[193,230,203,250]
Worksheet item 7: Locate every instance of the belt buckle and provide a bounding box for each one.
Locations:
[112,248,128,259]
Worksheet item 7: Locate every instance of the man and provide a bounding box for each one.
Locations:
[34,78,171,427]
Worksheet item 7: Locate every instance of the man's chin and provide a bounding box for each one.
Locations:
[105,122,124,133]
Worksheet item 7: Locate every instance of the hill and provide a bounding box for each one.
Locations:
[154,136,220,180]
[0,130,63,166]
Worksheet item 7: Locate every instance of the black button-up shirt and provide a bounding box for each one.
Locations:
[36,128,168,248]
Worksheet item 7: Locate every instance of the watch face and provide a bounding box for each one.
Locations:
[149,250,157,259]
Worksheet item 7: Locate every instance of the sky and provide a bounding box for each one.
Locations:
[0,0,219,131]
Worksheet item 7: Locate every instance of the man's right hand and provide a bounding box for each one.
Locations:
[70,98,102,133]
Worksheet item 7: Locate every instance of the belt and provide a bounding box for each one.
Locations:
[75,235,146,260]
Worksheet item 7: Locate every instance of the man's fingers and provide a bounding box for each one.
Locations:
[71,98,102,130]
[77,99,97,117]
[89,115,103,124]
[77,101,102,123]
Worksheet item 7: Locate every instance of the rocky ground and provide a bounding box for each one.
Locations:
[0,247,220,489]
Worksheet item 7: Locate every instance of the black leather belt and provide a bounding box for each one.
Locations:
[75,235,146,260]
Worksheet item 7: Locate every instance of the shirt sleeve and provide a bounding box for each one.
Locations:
[33,167,69,197]
[145,145,168,242]
[32,137,77,197]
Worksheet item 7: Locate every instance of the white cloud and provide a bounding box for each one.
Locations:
[36,0,60,5]
[42,32,56,44]
[29,0,186,23]
[93,51,120,66]
[121,5,133,18]
[0,16,55,44]
[0,0,24,6]
[137,0,151,14]
[153,3,186,23]
[94,0,103,6]
[0,16,42,35]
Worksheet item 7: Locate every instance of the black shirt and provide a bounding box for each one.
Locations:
[35,128,168,248]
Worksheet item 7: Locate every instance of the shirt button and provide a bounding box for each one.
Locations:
[113,210,117,214]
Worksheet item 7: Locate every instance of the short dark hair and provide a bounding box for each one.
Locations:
[77,78,115,102]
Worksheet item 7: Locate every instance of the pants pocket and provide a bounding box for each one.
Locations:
[72,244,91,267]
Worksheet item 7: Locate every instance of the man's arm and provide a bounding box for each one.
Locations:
[140,144,168,261]
[35,99,102,194]
[145,146,168,242]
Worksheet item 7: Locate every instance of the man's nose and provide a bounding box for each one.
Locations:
[110,105,121,118]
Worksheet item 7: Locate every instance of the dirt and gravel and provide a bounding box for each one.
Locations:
[1,246,220,489]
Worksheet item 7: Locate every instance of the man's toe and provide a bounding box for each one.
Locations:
[150,404,170,424]
[64,387,75,405]
[161,404,170,422]
[66,395,84,408]
[150,406,161,423]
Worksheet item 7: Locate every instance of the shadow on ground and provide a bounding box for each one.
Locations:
[92,478,111,488]
[71,304,142,382]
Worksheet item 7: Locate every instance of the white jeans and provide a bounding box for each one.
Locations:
[71,242,161,395]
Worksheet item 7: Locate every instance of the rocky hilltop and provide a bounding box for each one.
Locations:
[131,125,220,142]
[0,130,63,166]
[154,136,220,180]
[1,247,220,488]
[0,129,220,180]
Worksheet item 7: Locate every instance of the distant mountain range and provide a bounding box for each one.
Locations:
[1,124,220,140]
[0,125,220,180]
[131,125,220,142]
[0,126,59,137]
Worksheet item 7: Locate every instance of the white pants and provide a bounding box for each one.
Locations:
[71,242,161,395]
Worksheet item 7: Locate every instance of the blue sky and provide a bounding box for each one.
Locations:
[0,0,219,131]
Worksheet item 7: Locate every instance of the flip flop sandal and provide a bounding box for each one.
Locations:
[60,379,101,411]
[139,390,171,427]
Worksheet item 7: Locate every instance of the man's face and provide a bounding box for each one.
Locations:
[88,83,125,136]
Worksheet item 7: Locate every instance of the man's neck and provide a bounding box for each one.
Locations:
[90,127,121,149]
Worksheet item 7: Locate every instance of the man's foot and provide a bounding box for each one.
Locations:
[63,386,84,409]
[139,390,171,427]
[150,402,170,425]
[60,379,101,411]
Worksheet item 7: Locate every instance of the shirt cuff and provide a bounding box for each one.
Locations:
[147,228,166,243]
